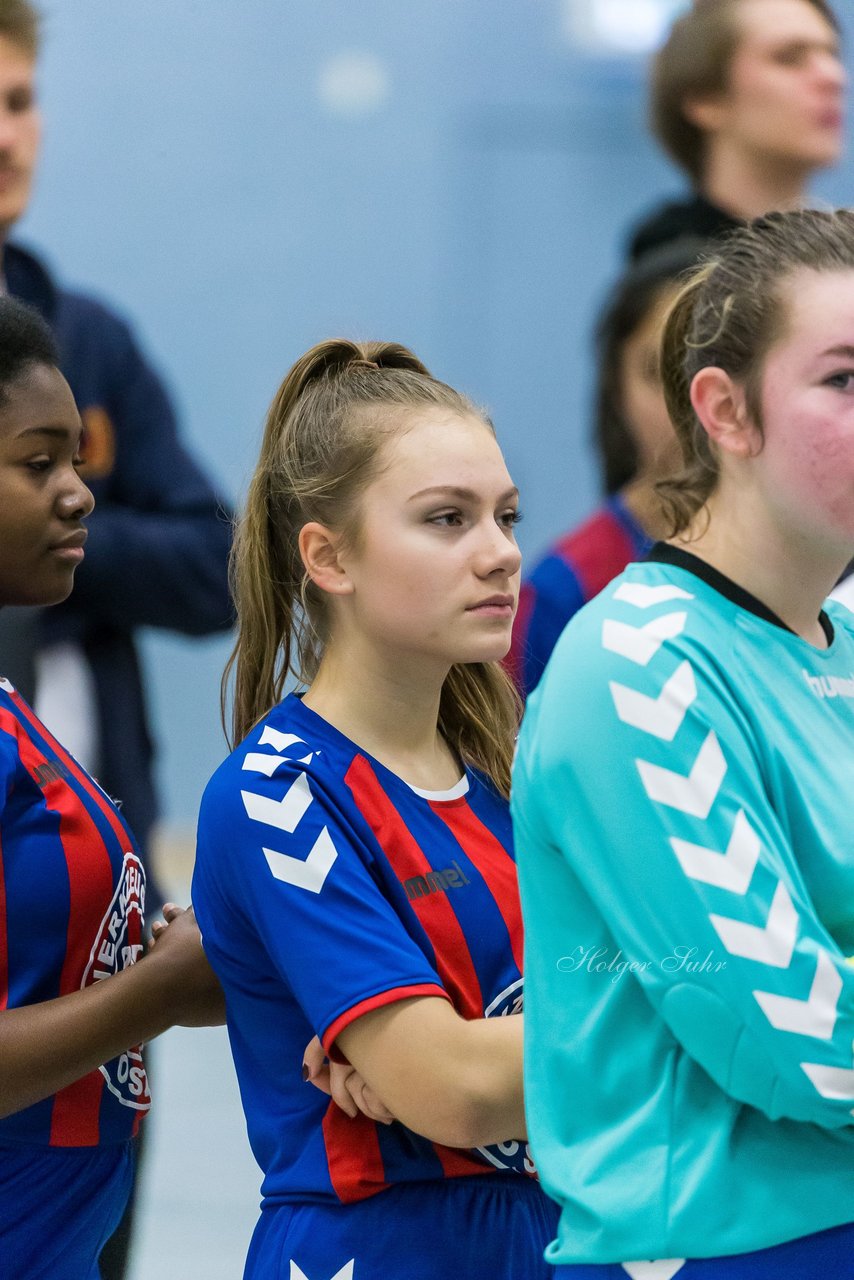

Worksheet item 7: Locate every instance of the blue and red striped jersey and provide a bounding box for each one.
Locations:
[0,678,149,1149]
[507,495,651,697]
[192,693,531,1206]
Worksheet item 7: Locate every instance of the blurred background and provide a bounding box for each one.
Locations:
[23,1,854,1274]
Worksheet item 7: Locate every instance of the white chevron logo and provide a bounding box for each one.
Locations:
[259,726,306,753]
[636,730,726,817]
[241,771,313,833]
[709,880,798,967]
[610,661,696,740]
[801,1053,854,1106]
[622,1261,686,1279]
[754,950,842,1039]
[242,750,313,776]
[264,826,338,893]
[602,612,688,666]
[290,1262,354,1280]
[669,809,760,894]
[243,727,314,775]
[613,583,694,608]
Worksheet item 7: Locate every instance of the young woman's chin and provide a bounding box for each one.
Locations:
[6,569,78,609]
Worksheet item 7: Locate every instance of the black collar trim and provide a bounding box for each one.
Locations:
[645,543,834,645]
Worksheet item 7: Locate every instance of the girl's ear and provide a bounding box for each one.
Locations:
[690,366,762,459]
[298,522,354,596]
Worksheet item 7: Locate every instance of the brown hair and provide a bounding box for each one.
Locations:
[224,338,521,797]
[651,0,840,183]
[658,207,854,533]
[0,0,40,56]
[594,237,706,494]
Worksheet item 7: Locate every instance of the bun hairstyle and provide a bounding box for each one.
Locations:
[658,207,854,534]
[225,338,521,797]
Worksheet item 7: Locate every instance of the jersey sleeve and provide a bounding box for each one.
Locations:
[197,753,450,1057]
[513,587,854,1131]
[508,556,586,696]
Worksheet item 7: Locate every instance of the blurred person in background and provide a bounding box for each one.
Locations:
[508,238,703,696]
[0,3,232,1276]
[628,0,844,261]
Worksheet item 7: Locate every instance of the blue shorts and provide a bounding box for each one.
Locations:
[245,1175,560,1279]
[553,1220,854,1279]
[0,1140,133,1280]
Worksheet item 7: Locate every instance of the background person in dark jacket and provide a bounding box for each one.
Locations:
[0,4,232,876]
[0,6,232,1275]
[628,0,844,260]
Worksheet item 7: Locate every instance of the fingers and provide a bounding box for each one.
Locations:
[300,1037,394,1124]
[345,1075,394,1125]
[302,1035,326,1080]
[329,1065,359,1118]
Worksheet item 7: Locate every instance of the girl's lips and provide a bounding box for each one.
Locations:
[49,545,85,562]
[467,599,514,616]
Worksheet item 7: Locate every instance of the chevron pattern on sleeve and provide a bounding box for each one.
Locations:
[602,588,854,1115]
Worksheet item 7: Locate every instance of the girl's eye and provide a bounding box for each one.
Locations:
[826,371,854,391]
[500,509,523,528]
[429,511,464,527]
[27,457,52,473]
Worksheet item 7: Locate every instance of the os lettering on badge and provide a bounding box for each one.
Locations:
[84,850,151,1110]
[476,979,536,1177]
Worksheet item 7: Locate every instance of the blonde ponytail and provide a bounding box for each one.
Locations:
[223,338,520,795]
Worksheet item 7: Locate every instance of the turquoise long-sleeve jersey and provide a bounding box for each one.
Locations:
[513,553,854,1265]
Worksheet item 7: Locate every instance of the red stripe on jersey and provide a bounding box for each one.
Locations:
[322,1100,389,1203]
[553,508,637,602]
[50,1069,105,1146]
[0,827,7,1011]
[8,690,130,851]
[430,802,523,975]
[0,704,112,1144]
[323,983,450,1062]
[432,1145,494,1179]
[345,755,484,1021]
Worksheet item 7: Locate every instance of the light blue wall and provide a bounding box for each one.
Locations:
[23,0,854,829]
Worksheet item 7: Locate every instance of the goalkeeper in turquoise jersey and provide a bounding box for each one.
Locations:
[513,209,854,1277]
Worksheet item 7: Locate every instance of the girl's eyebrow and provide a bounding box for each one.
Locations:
[408,485,519,503]
[15,424,76,440]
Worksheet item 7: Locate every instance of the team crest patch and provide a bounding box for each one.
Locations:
[84,850,150,1110]
[475,979,536,1176]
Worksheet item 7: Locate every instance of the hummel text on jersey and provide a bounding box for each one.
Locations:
[802,669,854,699]
[404,860,470,900]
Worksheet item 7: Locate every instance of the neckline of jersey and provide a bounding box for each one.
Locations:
[646,542,835,647]
[288,693,470,803]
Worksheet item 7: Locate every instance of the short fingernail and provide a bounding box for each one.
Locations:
[301,1063,310,1082]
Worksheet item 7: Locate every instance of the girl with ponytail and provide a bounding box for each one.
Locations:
[193,339,558,1278]
[514,209,854,1276]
